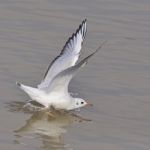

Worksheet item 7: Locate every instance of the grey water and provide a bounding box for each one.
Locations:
[1,0,150,149]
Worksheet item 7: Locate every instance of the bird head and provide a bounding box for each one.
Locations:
[68,98,93,110]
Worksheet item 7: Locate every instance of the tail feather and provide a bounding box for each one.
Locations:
[16,82,41,101]
[16,82,48,107]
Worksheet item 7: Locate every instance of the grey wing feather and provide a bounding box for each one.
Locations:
[45,41,106,95]
[38,19,87,90]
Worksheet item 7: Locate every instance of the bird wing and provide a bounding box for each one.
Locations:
[45,41,106,96]
[38,19,87,90]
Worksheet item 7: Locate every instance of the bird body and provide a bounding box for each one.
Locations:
[17,19,105,111]
[17,82,85,110]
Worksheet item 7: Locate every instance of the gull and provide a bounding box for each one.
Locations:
[16,19,105,111]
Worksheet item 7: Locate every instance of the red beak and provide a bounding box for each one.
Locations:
[86,102,93,107]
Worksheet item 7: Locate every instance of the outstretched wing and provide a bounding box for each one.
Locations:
[45,41,106,95]
[38,19,87,89]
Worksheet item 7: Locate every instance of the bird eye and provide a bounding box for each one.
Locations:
[81,101,84,104]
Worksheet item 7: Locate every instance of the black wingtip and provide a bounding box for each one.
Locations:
[16,82,21,87]
[79,40,107,66]
[81,19,87,27]
[83,18,87,23]
[94,40,107,53]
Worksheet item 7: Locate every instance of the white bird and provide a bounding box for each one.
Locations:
[17,19,105,111]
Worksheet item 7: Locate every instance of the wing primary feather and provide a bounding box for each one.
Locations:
[60,19,87,55]
[54,40,107,80]
[70,40,107,73]
[42,19,87,81]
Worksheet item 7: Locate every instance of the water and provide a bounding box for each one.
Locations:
[1,0,150,149]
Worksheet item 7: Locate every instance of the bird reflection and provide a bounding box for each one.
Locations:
[8,101,91,150]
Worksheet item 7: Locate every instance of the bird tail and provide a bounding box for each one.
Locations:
[16,82,42,102]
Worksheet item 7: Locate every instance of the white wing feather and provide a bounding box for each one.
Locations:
[45,42,106,96]
[38,19,87,90]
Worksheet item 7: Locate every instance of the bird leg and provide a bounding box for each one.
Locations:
[45,106,58,118]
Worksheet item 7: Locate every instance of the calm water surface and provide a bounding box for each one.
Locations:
[1,0,150,149]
